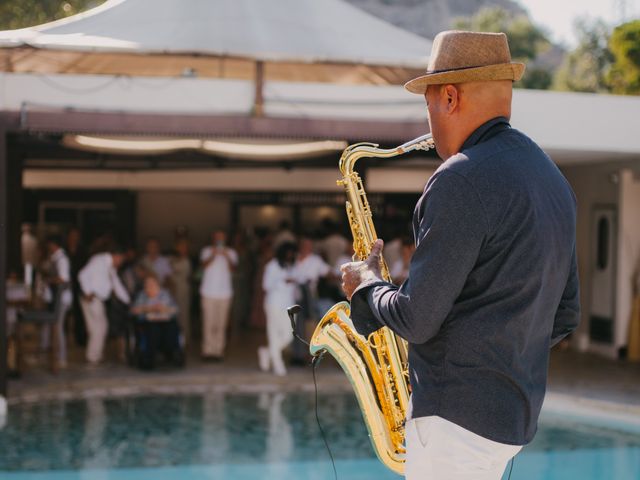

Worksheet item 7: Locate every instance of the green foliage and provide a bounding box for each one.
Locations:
[518,67,552,90]
[553,18,613,93]
[607,20,640,95]
[0,0,105,30]
[454,6,553,89]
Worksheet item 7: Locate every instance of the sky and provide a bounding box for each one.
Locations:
[516,0,640,47]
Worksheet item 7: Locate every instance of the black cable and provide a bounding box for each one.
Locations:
[507,456,515,480]
[292,325,310,348]
[312,356,338,480]
[289,304,337,478]
[287,305,309,346]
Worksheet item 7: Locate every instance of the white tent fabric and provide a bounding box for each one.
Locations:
[0,0,431,67]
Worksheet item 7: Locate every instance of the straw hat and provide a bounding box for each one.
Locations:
[405,31,525,94]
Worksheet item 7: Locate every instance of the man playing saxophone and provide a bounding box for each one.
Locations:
[341,31,580,480]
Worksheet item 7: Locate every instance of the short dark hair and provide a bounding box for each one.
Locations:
[46,234,63,247]
[109,244,126,255]
[275,241,297,267]
[143,271,160,284]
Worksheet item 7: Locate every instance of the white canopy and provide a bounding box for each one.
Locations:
[0,0,431,77]
[6,72,640,164]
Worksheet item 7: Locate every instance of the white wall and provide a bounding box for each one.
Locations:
[23,168,343,192]
[511,90,640,159]
[136,191,230,251]
[0,74,253,114]
[368,167,434,192]
[24,166,439,193]
[615,169,640,354]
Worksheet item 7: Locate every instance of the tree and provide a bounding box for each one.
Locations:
[607,20,640,95]
[454,6,553,89]
[519,68,553,90]
[553,18,613,93]
[0,0,105,30]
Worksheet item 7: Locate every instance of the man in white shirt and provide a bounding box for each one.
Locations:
[295,238,331,294]
[291,237,330,364]
[78,247,130,364]
[319,222,349,270]
[41,236,73,367]
[199,231,238,360]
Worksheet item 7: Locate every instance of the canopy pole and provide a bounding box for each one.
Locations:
[253,60,264,117]
[0,117,7,409]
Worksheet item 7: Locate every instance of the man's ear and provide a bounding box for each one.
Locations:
[443,84,459,114]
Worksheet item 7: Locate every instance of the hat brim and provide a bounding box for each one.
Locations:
[404,62,526,94]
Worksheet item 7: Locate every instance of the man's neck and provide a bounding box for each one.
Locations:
[442,115,509,159]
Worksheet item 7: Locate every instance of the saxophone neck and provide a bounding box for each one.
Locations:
[398,133,435,154]
[339,134,434,175]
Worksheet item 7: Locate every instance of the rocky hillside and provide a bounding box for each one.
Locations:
[344,0,526,40]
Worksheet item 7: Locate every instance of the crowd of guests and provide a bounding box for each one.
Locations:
[15,219,415,374]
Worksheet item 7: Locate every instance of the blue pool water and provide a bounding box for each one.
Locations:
[0,391,639,479]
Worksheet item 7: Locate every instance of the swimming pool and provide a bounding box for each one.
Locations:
[1,391,639,479]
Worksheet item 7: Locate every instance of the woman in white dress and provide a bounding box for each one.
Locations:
[258,241,298,376]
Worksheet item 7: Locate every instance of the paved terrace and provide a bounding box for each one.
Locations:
[6,333,640,418]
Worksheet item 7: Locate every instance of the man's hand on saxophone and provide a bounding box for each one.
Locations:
[340,238,385,301]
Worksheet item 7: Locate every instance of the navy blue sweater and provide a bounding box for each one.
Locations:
[351,117,580,445]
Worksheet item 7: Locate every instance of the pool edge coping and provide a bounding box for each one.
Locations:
[542,391,640,431]
[6,381,640,424]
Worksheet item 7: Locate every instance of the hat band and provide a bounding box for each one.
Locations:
[426,64,493,74]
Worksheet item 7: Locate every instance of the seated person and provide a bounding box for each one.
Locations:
[131,273,183,369]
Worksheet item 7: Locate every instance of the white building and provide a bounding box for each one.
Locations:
[0,0,639,401]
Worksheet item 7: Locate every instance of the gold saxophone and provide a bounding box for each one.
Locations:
[309,133,435,475]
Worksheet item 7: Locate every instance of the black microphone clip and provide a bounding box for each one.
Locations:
[287,304,302,333]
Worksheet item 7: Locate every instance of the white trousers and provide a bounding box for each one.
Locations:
[40,303,70,363]
[263,303,293,376]
[405,416,522,480]
[201,296,231,357]
[80,297,108,364]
